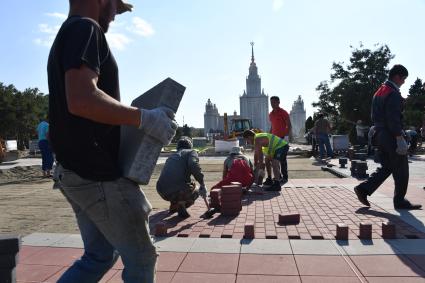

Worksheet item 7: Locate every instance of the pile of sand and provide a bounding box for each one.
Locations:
[0,166,45,185]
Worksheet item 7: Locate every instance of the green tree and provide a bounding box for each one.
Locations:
[404,78,425,129]
[0,83,48,149]
[312,44,394,142]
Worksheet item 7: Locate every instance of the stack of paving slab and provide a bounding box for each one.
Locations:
[209,183,243,216]
[0,235,20,282]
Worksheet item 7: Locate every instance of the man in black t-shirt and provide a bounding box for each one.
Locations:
[48,1,177,282]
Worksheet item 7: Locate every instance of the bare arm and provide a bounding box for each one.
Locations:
[65,65,140,127]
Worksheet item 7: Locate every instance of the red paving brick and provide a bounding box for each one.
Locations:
[236,274,301,283]
[350,255,425,277]
[295,255,359,277]
[149,183,425,240]
[178,253,239,274]
[238,254,298,276]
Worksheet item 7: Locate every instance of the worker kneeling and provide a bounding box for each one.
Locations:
[156,137,207,218]
[243,130,289,191]
[212,146,254,190]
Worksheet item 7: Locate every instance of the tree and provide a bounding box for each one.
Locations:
[404,78,425,129]
[182,124,192,137]
[312,44,394,142]
[0,83,48,149]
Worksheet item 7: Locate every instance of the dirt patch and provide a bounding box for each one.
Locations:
[0,165,45,185]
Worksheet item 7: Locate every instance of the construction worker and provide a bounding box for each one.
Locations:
[157,137,207,217]
[212,146,254,189]
[354,64,421,210]
[243,130,289,191]
[264,96,291,186]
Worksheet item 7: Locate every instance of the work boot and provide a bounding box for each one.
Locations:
[263,177,273,186]
[169,203,179,214]
[354,186,370,207]
[394,200,422,210]
[177,205,190,218]
[264,180,281,191]
[279,178,288,185]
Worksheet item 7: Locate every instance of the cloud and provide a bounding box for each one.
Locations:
[35,13,155,50]
[34,23,60,47]
[45,12,67,20]
[272,0,284,12]
[127,17,155,37]
[106,33,132,50]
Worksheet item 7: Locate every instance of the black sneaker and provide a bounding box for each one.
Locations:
[279,178,288,185]
[263,177,273,186]
[354,186,370,207]
[265,180,281,191]
[394,200,422,210]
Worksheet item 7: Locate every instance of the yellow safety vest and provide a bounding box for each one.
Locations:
[255,133,288,157]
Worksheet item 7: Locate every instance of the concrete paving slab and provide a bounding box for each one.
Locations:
[190,238,241,253]
[290,240,346,255]
[340,239,399,255]
[240,239,292,254]
[50,234,83,248]
[153,237,196,252]
[22,233,70,247]
[389,239,425,254]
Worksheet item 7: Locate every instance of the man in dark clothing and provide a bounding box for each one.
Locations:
[157,137,207,218]
[354,64,421,210]
[48,1,177,282]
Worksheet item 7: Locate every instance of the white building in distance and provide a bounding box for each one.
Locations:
[204,42,269,134]
[289,95,306,139]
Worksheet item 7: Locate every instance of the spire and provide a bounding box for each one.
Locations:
[250,41,255,63]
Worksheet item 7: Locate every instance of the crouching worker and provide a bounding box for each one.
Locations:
[212,146,254,189]
[157,137,207,218]
[243,130,289,191]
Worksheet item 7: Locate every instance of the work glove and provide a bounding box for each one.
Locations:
[199,184,208,198]
[139,107,178,145]
[396,136,408,155]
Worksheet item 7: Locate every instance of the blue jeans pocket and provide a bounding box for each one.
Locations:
[60,169,108,222]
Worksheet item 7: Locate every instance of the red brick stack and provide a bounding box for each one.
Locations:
[382,222,396,239]
[220,184,242,216]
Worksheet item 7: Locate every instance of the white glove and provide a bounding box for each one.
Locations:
[396,136,408,155]
[199,184,208,198]
[139,107,177,145]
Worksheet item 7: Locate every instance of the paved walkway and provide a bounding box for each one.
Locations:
[16,176,425,282]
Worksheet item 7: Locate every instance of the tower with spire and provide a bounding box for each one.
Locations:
[204,98,220,134]
[239,42,269,131]
[289,95,306,139]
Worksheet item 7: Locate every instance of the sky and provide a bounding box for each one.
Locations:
[1,0,425,128]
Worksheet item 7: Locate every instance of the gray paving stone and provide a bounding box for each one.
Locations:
[290,240,346,255]
[153,237,196,252]
[389,239,425,254]
[241,239,292,254]
[340,239,399,255]
[22,233,70,247]
[50,234,83,248]
[119,78,186,184]
[190,238,241,253]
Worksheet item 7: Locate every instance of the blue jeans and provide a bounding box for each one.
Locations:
[38,139,54,171]
[56,165,158,283]
[317,133,333,159]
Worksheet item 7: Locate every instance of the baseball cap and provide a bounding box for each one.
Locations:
[117,0,133,14]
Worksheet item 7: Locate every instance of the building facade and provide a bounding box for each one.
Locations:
[289,95,306,139]
[239,43,269,131]
[204,43,270,135]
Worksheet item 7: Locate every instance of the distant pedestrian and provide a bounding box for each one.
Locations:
[264,96,291,186]
[354,64,421,210]
[36,118,54,177]
[355,120,369,146]
[314,114,333,159]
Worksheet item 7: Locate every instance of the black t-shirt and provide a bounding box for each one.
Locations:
[47,16,121,181]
